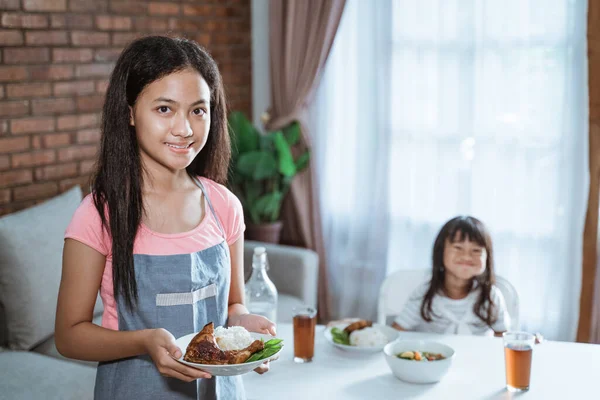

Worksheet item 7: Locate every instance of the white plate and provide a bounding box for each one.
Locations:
[174,332,283,376]
[324,323,400,353]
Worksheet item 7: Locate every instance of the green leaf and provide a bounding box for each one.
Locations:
[330,327,350,345]
[295,151,310,172]
[254,191,283,221]
[236,152,277,180]
[229,111,259,157]
[283,122,301,146]
[264,339,284,347]
[273,132,296,177]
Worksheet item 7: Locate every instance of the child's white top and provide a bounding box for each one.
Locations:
[394,282,511,336]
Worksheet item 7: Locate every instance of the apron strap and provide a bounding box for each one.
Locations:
[190,174,227,239]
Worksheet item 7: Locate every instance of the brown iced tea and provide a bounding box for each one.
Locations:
[504,344,532,390]
[293,307,316,363]
[503,332,535,392]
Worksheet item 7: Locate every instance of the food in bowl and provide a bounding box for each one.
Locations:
[397,351,446,361]
[330,320,388,347]
[384,340,455,384]
[183,322,283,365]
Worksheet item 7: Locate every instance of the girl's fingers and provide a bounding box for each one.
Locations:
[166,357,212,380]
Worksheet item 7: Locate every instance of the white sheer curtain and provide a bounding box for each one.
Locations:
[309,0,589,341]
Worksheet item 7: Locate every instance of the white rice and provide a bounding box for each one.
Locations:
[349,327,389,347]
[214,326,254,351]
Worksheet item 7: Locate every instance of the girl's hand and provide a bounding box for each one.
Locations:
[143,328,212,382]
[229,313,277,336]
[229,313,277,374]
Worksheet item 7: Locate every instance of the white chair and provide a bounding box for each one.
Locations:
[377,269,520,330]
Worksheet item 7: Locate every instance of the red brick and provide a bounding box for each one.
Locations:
[76,128,101,143]
[75,63,113,78]
[58,145,97,162]
[109,1,147,14]
[30,65,73,81]
[79,159,95,174]
[134,17,168,31]
[0,189,10,205]
[0,133,30,151]
[112,32,143,46]
[69,0,108,12]
[96,80,109,94]
[57,113,100,130]
[183,5,212,16]
[35,162,78,180]
[0,86,3,99]
[53,48,93,63]
[1,13,49,28]
[96,15,132,31]
[13,182,58,201]
[77,95,104,112]
[42,132,71,148]
[25,31,69,46]
[0,66,27,81]
[0,169,33,188]
[0,0,20,10]
[10,117,55,134]
[59,176,90,192]
[0,155,9,170]
[54,80,95,96]
[31,135,41,149]
[50,14,93,29]
[12,150,55,168]
[24,0,67,12]
[0,29,23,45]
[71,31,109,47]
[6,82,52,98]
[32,98,75,115]
[4,47,50,64]
[0,100,29,117]
[94,48,122,62]
[149,2,180,15]
[214,6,245,18]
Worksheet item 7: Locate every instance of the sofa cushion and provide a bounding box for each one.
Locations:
[277,294,305,324]
[0,350,96,400]
[0,186,85,350]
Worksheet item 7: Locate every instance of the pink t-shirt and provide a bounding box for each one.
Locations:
[64,176,245,331]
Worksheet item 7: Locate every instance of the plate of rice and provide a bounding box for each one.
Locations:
[324,320,399,354]
[175,325,283,376]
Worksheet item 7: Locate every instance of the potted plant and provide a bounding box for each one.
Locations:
[227,111,310,243]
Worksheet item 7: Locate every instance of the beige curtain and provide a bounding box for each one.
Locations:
[265,0,346,322]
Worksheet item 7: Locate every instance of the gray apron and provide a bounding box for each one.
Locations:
[94,177,246,400]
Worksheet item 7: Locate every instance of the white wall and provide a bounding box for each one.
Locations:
[251,0,270,131]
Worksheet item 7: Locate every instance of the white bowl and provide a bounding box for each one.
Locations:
[324,323,400,354]
[383,339,455,383]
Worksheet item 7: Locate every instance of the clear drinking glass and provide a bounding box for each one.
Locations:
[292,306,317,363]
[503,331,535,392]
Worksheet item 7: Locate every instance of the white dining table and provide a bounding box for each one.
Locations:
[242,323,600,400]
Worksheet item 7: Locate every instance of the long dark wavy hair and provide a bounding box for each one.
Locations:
[92,36,230,311]
[421,216,498,327]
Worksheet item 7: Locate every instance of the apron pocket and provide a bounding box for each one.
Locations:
[156,283,219,339]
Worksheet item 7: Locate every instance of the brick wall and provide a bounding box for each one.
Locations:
[0,0,252,215]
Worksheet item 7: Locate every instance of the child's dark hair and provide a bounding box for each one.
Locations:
[421,216,497,327]
[91,36,230,310]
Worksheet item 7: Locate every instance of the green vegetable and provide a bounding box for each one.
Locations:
[244,339,284,363]
[330,327,350,345]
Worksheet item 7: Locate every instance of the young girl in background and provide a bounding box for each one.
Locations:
[393,216,510,336]
[55,36,274,400]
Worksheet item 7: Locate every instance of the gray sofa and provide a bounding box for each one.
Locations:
[0,187,318,400]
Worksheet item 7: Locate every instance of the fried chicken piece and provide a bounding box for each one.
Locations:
[344,319,373,334]
[183,322,264,365]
